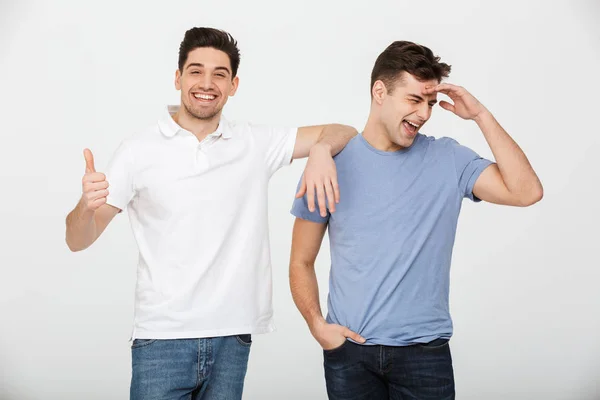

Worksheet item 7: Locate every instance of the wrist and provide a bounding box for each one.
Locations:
[308,316,327,334]
[78,198,96,219]
[310,142,333,156]
[473,108,493,125]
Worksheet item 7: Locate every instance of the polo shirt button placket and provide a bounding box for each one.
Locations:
[195,142,209,170]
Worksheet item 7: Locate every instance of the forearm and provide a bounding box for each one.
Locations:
[475,110,543,200]
[315,124,358,157]
[65,200,98,252]
[290,261,326,332]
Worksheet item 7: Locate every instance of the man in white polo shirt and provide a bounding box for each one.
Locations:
[65,27,357,399]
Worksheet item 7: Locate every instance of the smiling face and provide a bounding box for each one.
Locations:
[368,41,451,150]
[374,72,439,149]
[175,47,239,121]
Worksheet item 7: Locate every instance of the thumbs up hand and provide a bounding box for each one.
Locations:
[81,149,109,212]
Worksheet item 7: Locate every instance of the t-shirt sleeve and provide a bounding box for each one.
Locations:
[249,124,298,176]
[290,173,330,224]
[104,140,135,212]
[448,138,494,202]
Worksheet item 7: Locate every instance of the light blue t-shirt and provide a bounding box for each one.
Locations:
[291,133,494,346]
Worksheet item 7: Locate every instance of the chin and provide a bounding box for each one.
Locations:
[395,136,415,148]
[189,105,221,120]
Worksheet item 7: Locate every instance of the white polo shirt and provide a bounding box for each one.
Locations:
[105,105,298,340]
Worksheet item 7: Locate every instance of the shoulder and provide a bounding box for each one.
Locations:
[332,134,362,163]
[418,133,456,147]
[121,125,159,147]
[227,119,289,134]
[223,119,251,132]
[109,125,163,166]
[416,133,461,155]
[227,120,296,142]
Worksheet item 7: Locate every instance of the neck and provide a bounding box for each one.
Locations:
[172,106,221,142]
[362,114,404,152]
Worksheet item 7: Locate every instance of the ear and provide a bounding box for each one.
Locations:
[175,69,182,90]
[229,75,240,96]
[372,80,387,105]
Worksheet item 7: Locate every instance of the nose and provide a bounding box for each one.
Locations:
[416,102,431,122]
[201,74,213,90]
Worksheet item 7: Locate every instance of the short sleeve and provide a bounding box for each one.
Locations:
[104,141,135,212]
[448,138,494,202]
[249,124,298,176]
[290,173,330,224]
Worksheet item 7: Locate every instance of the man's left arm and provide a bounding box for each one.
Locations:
[293,124,358,217]
[426,84,543,207]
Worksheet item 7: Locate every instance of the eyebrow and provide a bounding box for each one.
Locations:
[186,63,231,75]
[408,94,437,104]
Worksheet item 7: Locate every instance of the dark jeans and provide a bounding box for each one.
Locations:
[130,335,252,400]
[323,338,455,400]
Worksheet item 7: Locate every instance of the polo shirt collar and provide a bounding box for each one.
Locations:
[158,105,231,139]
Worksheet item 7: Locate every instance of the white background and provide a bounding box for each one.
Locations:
[1,0,599,399]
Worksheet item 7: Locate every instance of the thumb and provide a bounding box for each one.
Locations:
[343,328,366,344]
[439,100,455,113]
[295,174,307,199]
[84,148,96,173]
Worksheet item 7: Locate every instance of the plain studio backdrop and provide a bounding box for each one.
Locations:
[1,0,599,399]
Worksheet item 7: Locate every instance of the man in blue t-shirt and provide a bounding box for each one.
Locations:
[289,41,543,399]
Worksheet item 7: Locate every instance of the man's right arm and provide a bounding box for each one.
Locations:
[66,203,119,252]
[65,149,120,252]
[289,217,365,350]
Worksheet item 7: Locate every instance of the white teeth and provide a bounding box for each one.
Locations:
[194,94,215,100]
[405,120,419,128]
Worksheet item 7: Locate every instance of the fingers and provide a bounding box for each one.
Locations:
[423,84,464,100]
[434,83,454,93]
[84,148,96,173]
[439,100,455,113]
[79,149,107,212]
[81,159,108,211]
[316,324,367,350]
[93,197,107,206]
[82,186,109,211]
[82,172,107,183]
[423,83,458,93]
[325,179,336,213]
[343,327,366,343]
[315,183,327,217]
[295,175,307,199]
[306,181,316,213]
[85,189,110,202]
[423,85,436,94]
[306,178,335,216]
[89,197,107,210]
[332,177,340,205]
[83,180,109,192]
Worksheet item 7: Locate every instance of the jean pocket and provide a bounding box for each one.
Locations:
[323,339,350,355]
[235,334,252,346]
[417,338,449,350]
[131,339,157,349]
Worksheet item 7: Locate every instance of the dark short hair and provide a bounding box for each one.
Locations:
[371,41,451,94]
[178,27,241,77]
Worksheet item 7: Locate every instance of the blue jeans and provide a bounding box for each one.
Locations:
[130,335,251,400]
[323,338,455,400]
